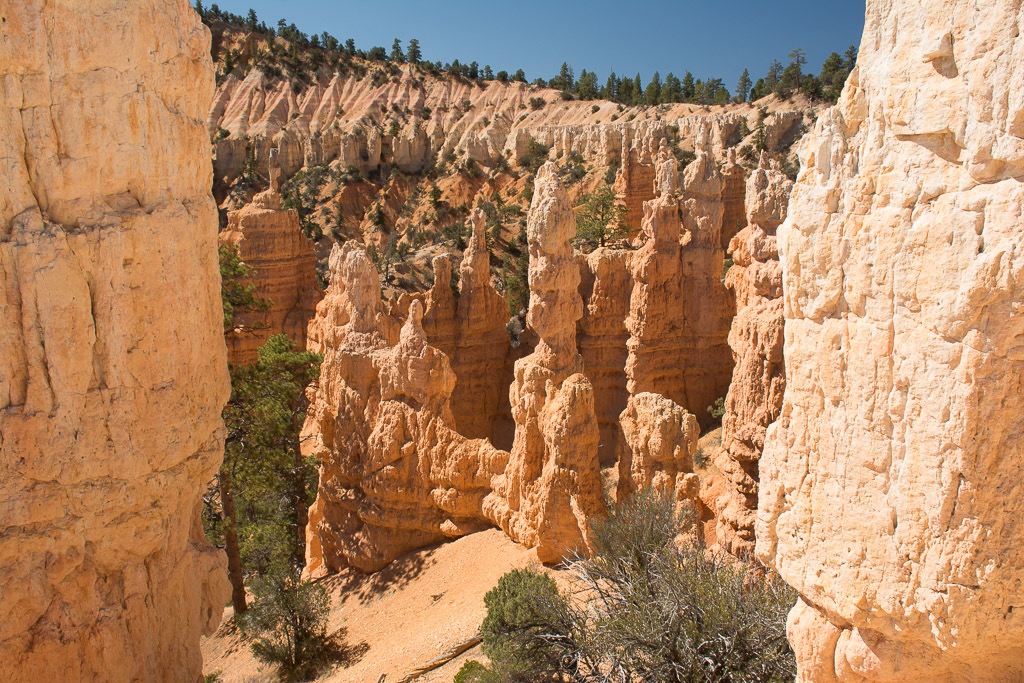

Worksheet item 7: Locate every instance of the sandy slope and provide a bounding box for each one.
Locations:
[202,530,537,682]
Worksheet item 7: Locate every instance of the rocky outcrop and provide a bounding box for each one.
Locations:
[421,215,515,445]
[720,149,748,249]
[577,248,632,465]
[617,393,700,506]
[450,210,514,441]
[623,151,733,426]
[220,187,322,364]
[0,1,229,680]
[303,245,508,574]
[756,0,1024,679]
[484,164,605,563]
[677,152,735,426]
[624,155,687,404]
[708,156,791,555]
[305,168,608,570]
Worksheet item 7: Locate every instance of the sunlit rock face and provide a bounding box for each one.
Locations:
[0,1,230,680]
[757,0,1024,679]
[220,187,322,365]
[708,155,791,556]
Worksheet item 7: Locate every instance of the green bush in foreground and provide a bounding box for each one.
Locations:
[463,489,797,682]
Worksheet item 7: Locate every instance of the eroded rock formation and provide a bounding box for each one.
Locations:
[303,245,508,574]
[617,392,700,506]
[0,1,229,679]
[677,152,735,425]
[220,187,322,364]
[305,170,606,570]
[622,150,733,427]
[484,164,605,563]
[757,1,1024,679]
[708,155,791,555]
[577,248,631,465]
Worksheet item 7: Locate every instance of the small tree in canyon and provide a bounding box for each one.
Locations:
[206,335,322,614]
[573,185,629,252]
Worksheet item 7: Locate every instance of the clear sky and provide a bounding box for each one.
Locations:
[204,0,865,87]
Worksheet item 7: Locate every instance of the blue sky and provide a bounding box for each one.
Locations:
[204,0,865,86]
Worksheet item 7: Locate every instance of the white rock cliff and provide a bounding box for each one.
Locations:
[757,0,1024,679]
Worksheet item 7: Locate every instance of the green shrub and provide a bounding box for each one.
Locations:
[240,564,336,681]
[472,489,797,682]
[517,137,550,174]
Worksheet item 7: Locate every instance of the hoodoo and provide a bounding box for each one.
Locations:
[757,0,1024,679]
[1,0,229,680]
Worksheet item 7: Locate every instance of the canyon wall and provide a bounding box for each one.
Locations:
[709,155,790,555]
[0,1,229,680]
[757,0,1024,679]
[220,186,322,364]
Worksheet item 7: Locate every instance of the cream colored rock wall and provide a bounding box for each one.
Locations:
[577,248,632,465]
[707,157,791,555]
[0,1,229,680]
[757,0,1024,679]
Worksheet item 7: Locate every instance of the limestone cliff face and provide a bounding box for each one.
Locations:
[451,210,514,441]
[677,151,735,424]
[709,156,791,555]
[756,0,1024,679]
[220,188,322,364]
[623,152,734,427]
[0,1,229,680]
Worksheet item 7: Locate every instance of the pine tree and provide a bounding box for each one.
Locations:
[406,38,422,64]
[844,45,859,70]
[574,186,630,251]
[513,69,527,83]
[766,59,783,91]
[214,336,322,614]
[194,0,205,15]
[390,38,406,63]
[483,64,494,80]
[735,69,752,103]
[644,71,662,106]
[576,69,599,99]
[553,62,575,93]
[344,38,356,55]
[681,71,695,102]
[661,72,682,103]
[632,74,643,105]
[603,72,619,101]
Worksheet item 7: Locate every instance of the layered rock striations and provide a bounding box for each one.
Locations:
[757,0,1024,679]
[677,151,736,425]
[709,155,791,555]
[220,187,322,364]
[622,151,734,427]
[451,210,514,441]
[0,1,229,680]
